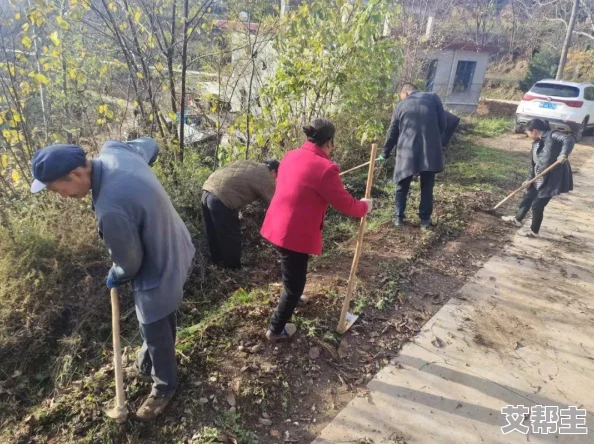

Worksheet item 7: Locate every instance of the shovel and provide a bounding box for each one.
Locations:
[105,287,128,423]
[336,143,378,334]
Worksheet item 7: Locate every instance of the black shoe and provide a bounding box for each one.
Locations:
[393,217,405,227]
[420,219,432,229]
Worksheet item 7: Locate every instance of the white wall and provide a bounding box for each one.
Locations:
[427,49,490,112]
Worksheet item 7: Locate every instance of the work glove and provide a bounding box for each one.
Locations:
[557,155,568,164]
[106,267,121,289]
[521,181,530,188]
[377,155,387,162]
[361,198,373,213]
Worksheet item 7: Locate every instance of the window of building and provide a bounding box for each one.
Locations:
[425,59,438,92]
[453,60,477,93]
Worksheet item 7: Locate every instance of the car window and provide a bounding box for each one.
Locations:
[585,87,594,101]
[531,83,580,98]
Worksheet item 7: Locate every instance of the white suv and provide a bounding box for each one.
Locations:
[515,79,594,141]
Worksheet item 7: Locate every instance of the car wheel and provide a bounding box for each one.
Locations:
[514,123,524,134]
[574,119,587,142]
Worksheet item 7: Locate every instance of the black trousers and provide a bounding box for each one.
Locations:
[516,186,552,234]
[269,247,309,334]
[395,172,436,221]
[137,311,177,397]
[201,191,241,269]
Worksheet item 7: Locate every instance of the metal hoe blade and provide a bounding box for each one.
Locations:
[105,405,128,423]
[337,312,359,334]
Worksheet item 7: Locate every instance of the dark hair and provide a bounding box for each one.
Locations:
[526,118,550,132]
[302,118,335,146]
[263,159,279,172]
[401,83,418,94]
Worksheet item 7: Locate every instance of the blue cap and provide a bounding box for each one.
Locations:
[31,144,87,193]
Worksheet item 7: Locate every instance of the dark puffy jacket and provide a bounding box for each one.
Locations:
[529,130,574,198]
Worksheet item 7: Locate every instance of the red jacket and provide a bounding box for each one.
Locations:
[261,141,368,255]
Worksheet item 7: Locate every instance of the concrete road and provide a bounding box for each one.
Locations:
[313,157,594,443]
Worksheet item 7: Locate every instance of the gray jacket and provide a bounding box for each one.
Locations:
[91,138,195,324]
[382,91,447,183]
[528,130,574,198]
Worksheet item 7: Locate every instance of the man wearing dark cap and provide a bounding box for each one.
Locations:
[202,159,278,269]
[31,138,195,421]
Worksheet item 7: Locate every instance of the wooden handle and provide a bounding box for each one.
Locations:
[339,161,371,176]
[493,161,562,210]
[110,287,126,411]
[337,143,378,333]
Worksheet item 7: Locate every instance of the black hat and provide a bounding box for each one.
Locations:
[264,160,279,172]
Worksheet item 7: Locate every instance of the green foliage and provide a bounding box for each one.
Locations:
[252,0,401,156]
[519,52,560,92]
[466,116,511,138]
[153,148,212,236]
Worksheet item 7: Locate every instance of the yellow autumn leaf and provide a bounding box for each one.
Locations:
[20,81,31,96]
[2,130,11,141]
[8,66,15,76]
[22,23,29,32]
[1,154,8,168]
[35,73,48,85]
[12,170,20,182]
[11,110,21,123]
[43,63,49,71]
[76,73,86,83]
[98,105,106,115]
[56,16,69,30]
[168,111,176,120]
[15,13,21,20]
[105,108,114,119]
[133,101,139,107]
[147,35,155,48]
[156,63,164,71]
[162,85,167,91]
[134,10,142,23]
[99,65,109,75]
[136,72,144,79]
[50,32,60,47]
[108,2,116,12]
[22,36,32,49]
[69,69,76,79]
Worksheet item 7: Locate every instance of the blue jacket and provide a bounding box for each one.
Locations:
[91,138,195,324]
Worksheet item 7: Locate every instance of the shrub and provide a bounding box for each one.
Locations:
[519,52,560,92]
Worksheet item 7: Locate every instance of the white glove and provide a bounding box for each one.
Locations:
[557,155,568,164]
[361,198,373,213]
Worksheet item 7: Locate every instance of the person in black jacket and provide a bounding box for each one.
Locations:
[379,83,446,229]
[502,118,574,238]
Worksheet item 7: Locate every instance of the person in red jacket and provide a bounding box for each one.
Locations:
[261,118,373,342]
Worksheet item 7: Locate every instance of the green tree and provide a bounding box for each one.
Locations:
[519,51,560,92]
[245,0,401,159]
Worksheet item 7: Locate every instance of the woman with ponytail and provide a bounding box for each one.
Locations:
[502,118,574,237]
[261,118,372,342]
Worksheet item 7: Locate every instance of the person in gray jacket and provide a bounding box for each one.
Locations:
[502,118,573,237]
[379,83,447,229]
[30,138,195,421]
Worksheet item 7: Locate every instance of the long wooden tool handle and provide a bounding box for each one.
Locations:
[110,287,126,411]
[493,161,562,210]
[337,143,378,333]
[340,161,371,176]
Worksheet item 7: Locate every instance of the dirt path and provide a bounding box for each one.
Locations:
[313,141,594,443]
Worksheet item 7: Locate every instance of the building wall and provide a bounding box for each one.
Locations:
[427,49,490,112]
